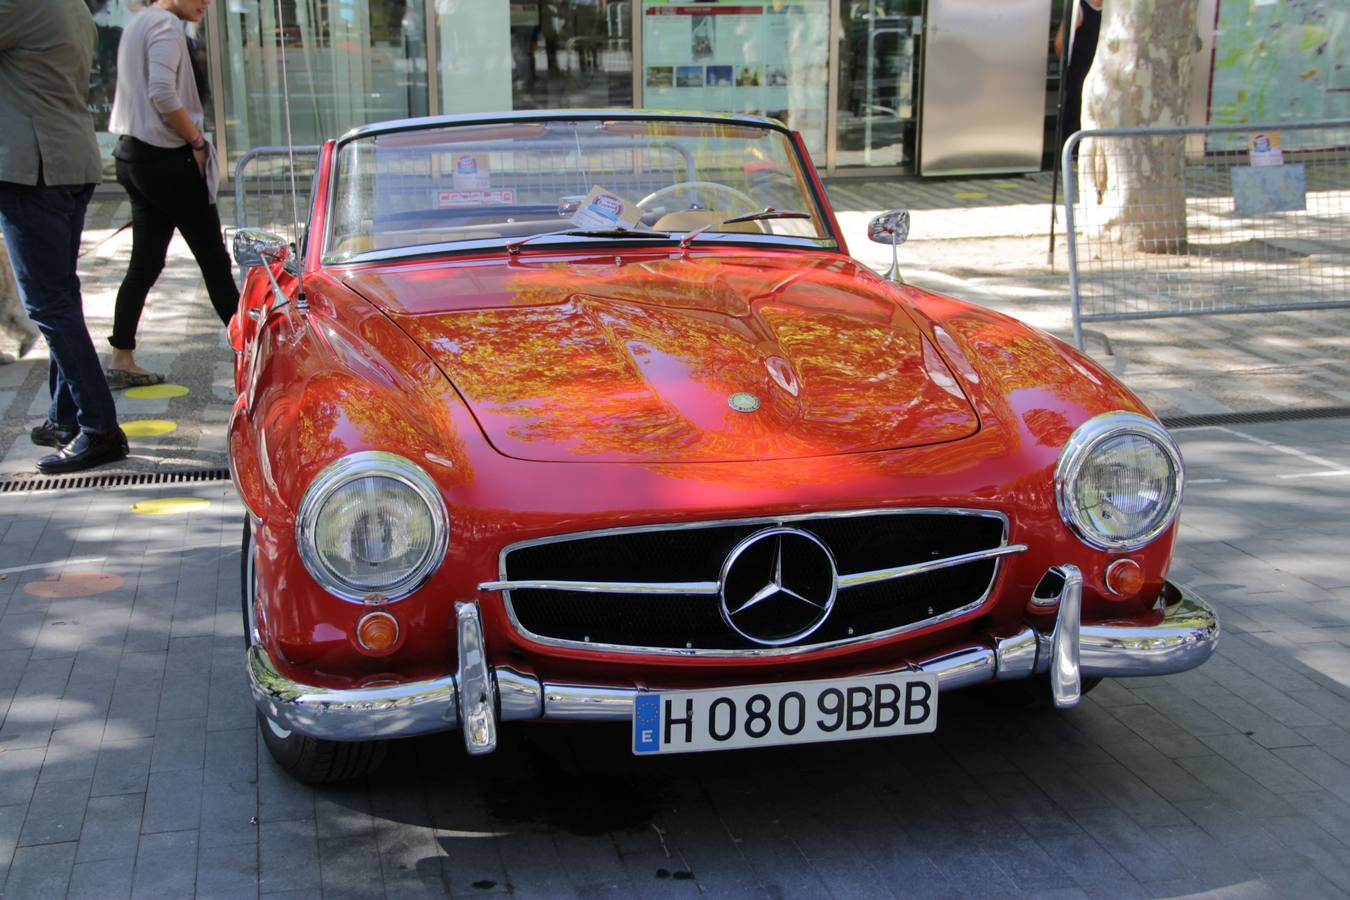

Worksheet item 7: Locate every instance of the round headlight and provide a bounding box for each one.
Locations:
[297,452,448,601]
[1055,412,1183,551]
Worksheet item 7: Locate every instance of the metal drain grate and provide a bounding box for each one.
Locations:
[0,467,231,494]
[1162,407,1350,430]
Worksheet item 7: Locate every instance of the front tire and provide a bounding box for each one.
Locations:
[256,710,388,785]
[241,515,388,784]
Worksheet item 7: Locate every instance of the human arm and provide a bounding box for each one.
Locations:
[1054,1,1082,59]
[146,17,209,173]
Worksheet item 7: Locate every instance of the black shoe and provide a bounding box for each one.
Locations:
[37,428,129,474]
[30,420,79,448]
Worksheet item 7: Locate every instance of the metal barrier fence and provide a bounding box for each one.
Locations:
[232,145,322,248]
[1062,119,1350,350]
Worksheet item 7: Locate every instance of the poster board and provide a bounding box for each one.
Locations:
[1208,1,1350,150]
[640,0,828,148]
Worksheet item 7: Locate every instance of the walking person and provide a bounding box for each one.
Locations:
[0,0,129,473]
[106,0,236,387]
[1055,0,1103,155]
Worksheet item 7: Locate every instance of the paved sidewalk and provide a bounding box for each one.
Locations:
[0,419,1347,897]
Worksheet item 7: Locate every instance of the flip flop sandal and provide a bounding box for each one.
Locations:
[105,368,166,389]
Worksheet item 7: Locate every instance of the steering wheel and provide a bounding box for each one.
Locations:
[637,181,759,216]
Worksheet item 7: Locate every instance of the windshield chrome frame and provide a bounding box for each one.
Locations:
[320,111,840,265]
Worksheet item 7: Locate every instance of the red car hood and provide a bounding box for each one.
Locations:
[341,252,979,463]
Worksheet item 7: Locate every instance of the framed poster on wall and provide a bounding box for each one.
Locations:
[640,0,829,157]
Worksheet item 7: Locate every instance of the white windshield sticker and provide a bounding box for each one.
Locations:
[451,153,491,190]
[570,186,642,230]
[435,188,516,208]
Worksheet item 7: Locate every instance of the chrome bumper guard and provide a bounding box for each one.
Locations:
[247,569,1219,746]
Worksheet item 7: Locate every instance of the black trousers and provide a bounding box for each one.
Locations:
[110,136,237,351]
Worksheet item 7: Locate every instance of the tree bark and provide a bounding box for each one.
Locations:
[1076,0,1202,253]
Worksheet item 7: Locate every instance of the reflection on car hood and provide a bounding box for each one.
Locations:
[341,253,979,463]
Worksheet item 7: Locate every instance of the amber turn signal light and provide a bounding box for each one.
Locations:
[1105,559,1144,597]
[356,611,399,652]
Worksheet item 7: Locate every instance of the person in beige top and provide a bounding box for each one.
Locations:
[105,0,236,387]
[0,0,129,473]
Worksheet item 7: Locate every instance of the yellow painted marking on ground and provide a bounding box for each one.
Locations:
[131,497,211,516]
[24,572,124,598]
[125,383,189,400]
[954,192,988,200]
[992,182,1018,189]
[122,419,178,438]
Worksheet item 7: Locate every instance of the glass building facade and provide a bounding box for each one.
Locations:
[87,0,1327,179]
[89,0,925,176]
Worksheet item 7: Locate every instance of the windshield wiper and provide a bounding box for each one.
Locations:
[506,226,671,256]
[679,209,812,250]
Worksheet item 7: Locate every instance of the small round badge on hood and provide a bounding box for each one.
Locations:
[728,392,760,413]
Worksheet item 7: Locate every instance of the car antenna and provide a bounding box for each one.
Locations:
[274,0,305,308]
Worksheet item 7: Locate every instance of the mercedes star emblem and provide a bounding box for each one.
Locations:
[728,391,760,412]
[718,527,838,646]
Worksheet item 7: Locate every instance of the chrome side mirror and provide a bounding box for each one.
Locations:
[233,228,290,269]
[867,209,910,283]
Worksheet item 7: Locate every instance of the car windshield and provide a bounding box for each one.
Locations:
[324,117,833,263]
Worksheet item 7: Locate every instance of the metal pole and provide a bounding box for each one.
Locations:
[864,0,876,166]
[1047,0,1076,268]
[1062,131,1084,351]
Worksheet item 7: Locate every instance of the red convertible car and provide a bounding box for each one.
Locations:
[229,111,1217,783]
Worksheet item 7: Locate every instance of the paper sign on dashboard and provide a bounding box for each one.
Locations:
[570,186,643,230]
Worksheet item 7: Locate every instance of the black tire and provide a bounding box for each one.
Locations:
[242,516,388,784]
[256,710,388,785]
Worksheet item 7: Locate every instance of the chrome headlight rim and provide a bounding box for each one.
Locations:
[296,451,449,603]
[1054,411,1184,552]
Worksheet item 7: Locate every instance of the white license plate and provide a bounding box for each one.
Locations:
[632,672,938,755]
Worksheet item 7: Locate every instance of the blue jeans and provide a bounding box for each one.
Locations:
[0,180,118,435]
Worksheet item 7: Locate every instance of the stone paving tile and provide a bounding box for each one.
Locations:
[150,716,208,774]
[132,828,199,898]
[90,737,153,798]
[3,841,76,898]
[75,792,143,864]
[257,817,321,895]
[194,839,259,898]
[198,780,258,851]
[317,835,383,899]
[17,776,89,847]
[1262,815,1350,886]
[68,855,136,899]
[142,769,203,835]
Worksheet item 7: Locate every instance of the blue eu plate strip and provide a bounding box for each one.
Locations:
[633,693,660,754]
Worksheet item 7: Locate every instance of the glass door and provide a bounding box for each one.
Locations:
[836,0,921,170]
[219,0,429,164]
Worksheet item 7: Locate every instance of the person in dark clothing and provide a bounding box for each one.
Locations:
[1055,0,1103,151]
[0,0,129,473]
[106,0,236,387]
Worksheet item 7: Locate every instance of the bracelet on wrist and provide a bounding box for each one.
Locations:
[189,135,207,150]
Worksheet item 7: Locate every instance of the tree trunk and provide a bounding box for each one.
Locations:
[1076,0,1202,254]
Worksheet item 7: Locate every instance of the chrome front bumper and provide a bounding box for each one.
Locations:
[248,569,1219,748]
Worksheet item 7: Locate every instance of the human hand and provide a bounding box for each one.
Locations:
[192,142,209,178]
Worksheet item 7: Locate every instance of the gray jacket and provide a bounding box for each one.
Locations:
[0,0,102,186]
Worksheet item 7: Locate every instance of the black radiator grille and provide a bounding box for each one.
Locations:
[501,511,1008,653]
